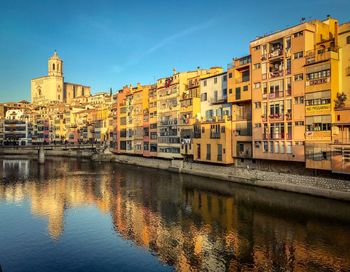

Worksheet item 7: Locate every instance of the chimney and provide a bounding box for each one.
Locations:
[173,68,177,75]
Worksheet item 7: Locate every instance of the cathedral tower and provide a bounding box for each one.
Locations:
[48,51,63,77]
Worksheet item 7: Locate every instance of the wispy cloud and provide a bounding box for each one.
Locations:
[123,18,218,68]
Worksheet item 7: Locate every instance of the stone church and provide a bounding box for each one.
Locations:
[31,51,91,104]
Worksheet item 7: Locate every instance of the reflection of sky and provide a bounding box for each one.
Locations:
[0,200,172,272]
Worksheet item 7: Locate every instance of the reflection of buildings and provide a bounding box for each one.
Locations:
[3,160,30,179]
[0,159,350,270]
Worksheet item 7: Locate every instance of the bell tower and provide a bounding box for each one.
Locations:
[48,50,63,77]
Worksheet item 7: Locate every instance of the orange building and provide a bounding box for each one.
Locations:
[250,18,339,165]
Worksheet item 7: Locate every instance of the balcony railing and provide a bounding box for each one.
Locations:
[159,119,178,126]
[305,77,330,86]
[235,78,250,84]
[268,48,283,58]
[305,48,338,64]
[269,113,284,121]
[270,70,284,78]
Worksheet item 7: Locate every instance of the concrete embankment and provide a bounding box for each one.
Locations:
[91,153,350,202]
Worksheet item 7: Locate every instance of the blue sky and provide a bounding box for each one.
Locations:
[0,0,349,102]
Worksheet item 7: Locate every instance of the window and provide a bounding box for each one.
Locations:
[202,127,205,133]
[206,144,211,160]
[254,45,261,51]
[200,93,207,101]
[294,51,304,59]
[223,75,227,82]
[294,96,304,104]
[223,88,227,97]
[294,74,303,81]
[306,115,331,131]
[214,77,218,84]
[295,121,304,126]
[235,87,241,100]
[203,80,207,87]
[294,31,303,38]
[286,142,292,154]
[307,69,330,80]
[53,63,55,70]
[254,63,261,69]
[229,88,232,94]
[243,85,248,91]
[347,36,350,44]
[229,73,232,78]
[305,91,331,106]
[253,82,261,89]
[255,102,261,109]
[263,141,268,152]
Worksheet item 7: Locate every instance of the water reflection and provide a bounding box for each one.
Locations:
[1,158,350,271]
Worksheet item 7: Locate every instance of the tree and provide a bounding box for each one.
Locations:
[334,92,347,109]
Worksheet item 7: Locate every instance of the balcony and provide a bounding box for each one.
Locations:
[285,112,292,120]
[209,97,227,104]
[159,119,178,126]
[269,113,284,121]
[270,70,284,79]
[235,77,250,84]
[305,48,338,65]
[305,77,330,86]
[268,48,283,59]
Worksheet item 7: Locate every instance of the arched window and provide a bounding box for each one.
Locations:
[57,63,60,71]
[347,36,350,44]
[53,63,55,70]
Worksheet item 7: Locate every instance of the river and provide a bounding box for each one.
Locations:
[0,157,350,271]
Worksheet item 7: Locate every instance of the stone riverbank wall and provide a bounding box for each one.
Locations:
[93,154,350,201]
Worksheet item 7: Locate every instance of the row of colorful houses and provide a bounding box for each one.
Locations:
[113,17,350,175]
[1,16,349,175]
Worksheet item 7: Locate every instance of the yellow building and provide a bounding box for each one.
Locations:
[193,116,233,164]
[156,69,199,159]
[147,84,158,156]
[132,84,150,155]
[228,56,253,164]
[192,71,233,164]
[304,18,339,171]
[330,22,350,174]
[179,67,223,159]
[31,51,91,105]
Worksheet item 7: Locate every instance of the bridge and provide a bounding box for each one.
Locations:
[0,144,109,162]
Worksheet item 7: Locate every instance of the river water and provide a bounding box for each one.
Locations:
[0,158,350,272]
